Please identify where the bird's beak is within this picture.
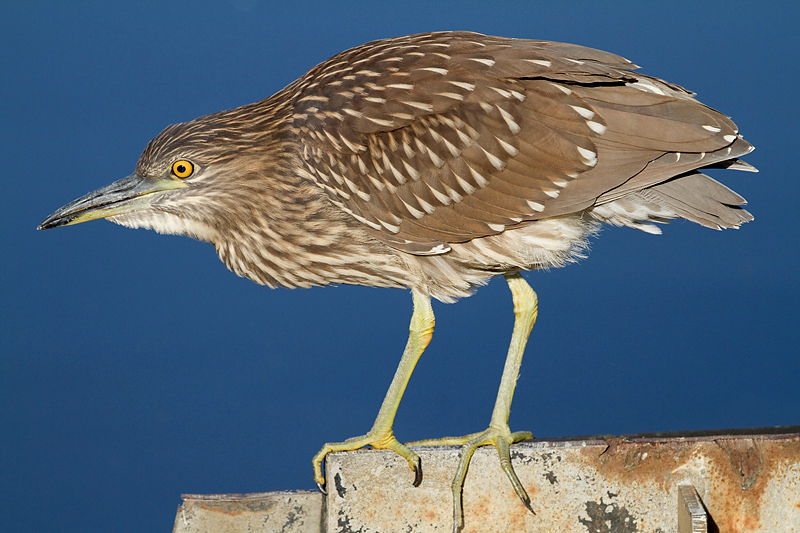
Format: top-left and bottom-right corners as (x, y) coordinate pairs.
(38, 172), (187, 230)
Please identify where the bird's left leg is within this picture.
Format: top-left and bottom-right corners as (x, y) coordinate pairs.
(407, 272), (537, 531)
(312, 289), (435, 491)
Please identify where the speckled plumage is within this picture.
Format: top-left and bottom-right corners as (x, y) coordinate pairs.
(100, 31), (755, 303)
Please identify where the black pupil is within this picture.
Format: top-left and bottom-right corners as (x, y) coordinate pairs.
(176, 164), (186, 174)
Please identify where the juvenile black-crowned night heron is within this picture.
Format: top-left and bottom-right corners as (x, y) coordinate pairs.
(39, 32), (755, 531)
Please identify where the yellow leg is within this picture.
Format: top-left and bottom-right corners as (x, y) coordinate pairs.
(408, 272), (537, 531)
(312, 289), (434, 490)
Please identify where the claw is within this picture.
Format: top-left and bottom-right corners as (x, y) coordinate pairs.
(495, 435), (534, 512)
(412, 458), (423, 487)
(521, 496), (535, 515)
(316, 481), (327, 495)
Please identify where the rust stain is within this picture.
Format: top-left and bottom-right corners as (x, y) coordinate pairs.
(715, 437), (764, 490)
(193, 499), (277, 516)
(706, 434), (800, 530)
(195, 503), (246, 517)
(574, 433), (800, 532)
(592, 438), (697, 492)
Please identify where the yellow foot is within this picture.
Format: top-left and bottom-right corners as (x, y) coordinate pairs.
(313, 430), (422, 492)
(408, 427), (534, 532)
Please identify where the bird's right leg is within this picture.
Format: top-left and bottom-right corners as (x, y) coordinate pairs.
(312, 290), (434, 491)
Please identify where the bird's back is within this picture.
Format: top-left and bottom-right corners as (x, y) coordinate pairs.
(276, 32), (754, 299)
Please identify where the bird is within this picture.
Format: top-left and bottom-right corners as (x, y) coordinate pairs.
(39, 31), (755, 531)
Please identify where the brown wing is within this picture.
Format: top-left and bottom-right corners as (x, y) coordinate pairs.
(290, 31), (750, 254)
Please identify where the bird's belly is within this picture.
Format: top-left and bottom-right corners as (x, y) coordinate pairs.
(408, 214), (599, 303)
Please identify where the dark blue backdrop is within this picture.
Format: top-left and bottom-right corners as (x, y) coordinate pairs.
(2, 1), (797, 530)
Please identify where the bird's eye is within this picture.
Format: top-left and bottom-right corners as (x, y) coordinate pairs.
(171, 160), (194, 179)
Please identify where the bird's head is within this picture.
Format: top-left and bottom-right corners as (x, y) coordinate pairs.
(38, 107), (286, 244)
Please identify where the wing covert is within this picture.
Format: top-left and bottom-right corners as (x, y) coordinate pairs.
(289, 32), (744, 254)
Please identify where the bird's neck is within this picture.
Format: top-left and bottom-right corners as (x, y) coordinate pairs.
(211, 156), (408, 291)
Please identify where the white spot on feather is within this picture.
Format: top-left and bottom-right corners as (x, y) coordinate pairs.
(443, 183), (463, 203)
(426, 145), (445, 168)
(385, 156), (407, 185)
(403, 201), (425, 219)
(297, 95), (330, 103)
(401, 160), (421, 180)
(497, 106), (521, 134)
(448, 80), (476, 92)
(339, 134), (366, 153)
(571, 106), (595, 119)
(587, 121), (607, 134)
(389, 112), (415, 120)
(428, 185), (452, 205)
(702, 125), (722, 132)
(428, 243), (451, 254)
(467, 163), (490, 187)
(355, 156), (369, 176)
(551, 83), (572, 95)
(343, 108), (364, 118)
(524, 59), (551, 67)
(365, 116), (394, 127)
(577, 146), (598, 166)
(404, 101), (434, 112)
(439, 136), (460, 157)
(436, 92), (465, 101)
(416, 195), (436, 214)
(489, 86), (512, 99)
(481, 149), (505, 172)
(386, 83), (414, 90)
(419, 67), (448, 75)
(379, 219), (400, 233)
(527, 200), (545, 212)
(495, 136), (519, 156)
(455, 128), (473, 146)
(453, 171), (477, 195)
(629, 79), (666, 95)
(469, 57), (496, 67)
(350, 211), (380, 229)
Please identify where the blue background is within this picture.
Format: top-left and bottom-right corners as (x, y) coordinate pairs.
(2, 1), (798, 530)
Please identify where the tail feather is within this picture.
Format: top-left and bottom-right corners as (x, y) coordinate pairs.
(645, 171), (753, 230)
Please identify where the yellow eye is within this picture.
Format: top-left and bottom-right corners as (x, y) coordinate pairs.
(171, 160), (194, 179)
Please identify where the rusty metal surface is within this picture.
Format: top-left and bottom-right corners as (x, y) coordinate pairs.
(172, 491), (322, 533)
(169, 429), (799, 532)
(324, 429), (800, 532)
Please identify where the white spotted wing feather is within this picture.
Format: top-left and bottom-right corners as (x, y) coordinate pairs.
(291, 32), (753, 254)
